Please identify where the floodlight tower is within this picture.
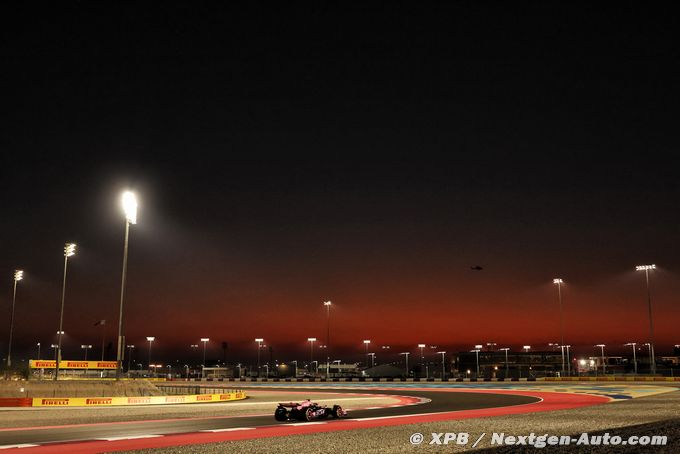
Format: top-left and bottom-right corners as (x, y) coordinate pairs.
(553, 278), (566, 375)
(7, 270), (24, 368)
(55, 243), (76, 380)
(116, 191), (138, 379)
(635, 264), (657, 374)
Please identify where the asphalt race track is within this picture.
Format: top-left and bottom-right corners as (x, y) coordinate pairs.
(0, 387), (539, 450)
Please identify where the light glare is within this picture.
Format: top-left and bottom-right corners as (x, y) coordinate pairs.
(122, 191), (138, 224)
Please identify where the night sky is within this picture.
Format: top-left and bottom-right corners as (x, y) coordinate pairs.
(1, 3), (679, 365)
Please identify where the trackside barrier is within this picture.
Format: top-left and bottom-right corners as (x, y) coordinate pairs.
(181, 377), (539, 382)
(0, 391), (246, 408)
(543, 376), (680, 382)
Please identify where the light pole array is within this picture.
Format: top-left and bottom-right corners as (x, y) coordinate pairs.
(81, 344), (92, 360)
(255, 338), (264, 377)
(56, 243), (76, 380)
(324, 301), (331, 377)
(437, 351), (446, 379)
(636, 264), (656, 374)
(146, 336), (155, 372)
(7, 270), (24, 369)
(625, 342), (638, 374)
(308, 337), (317, 374)
(116, 191), (137, 379)
(400, 352), (409, 376)
(553, 278), (566, 375)
(363, 340), (371, 368)
(500, 347), (510, 377)
(471, 348), (481, 377)
(200, 338), (209, 367)
(127, 345), (135, 373)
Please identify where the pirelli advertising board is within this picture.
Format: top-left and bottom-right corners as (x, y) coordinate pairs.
(31, 391), (247, 407)
(29, 360), (119, 370)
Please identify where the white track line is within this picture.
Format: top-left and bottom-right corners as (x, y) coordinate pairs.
(200, 427), (256, 432)
(0, 445), (39, 449)
(286, 421), (328, 426)
(96, 435), (162, 441)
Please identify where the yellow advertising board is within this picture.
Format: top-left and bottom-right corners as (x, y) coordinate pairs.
(31, 391), (246, 407)
(29, 360), (119, 370)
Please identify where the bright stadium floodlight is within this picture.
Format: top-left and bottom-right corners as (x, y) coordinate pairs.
(64, 243), (76, 257)
(552, 277), (567, 375)
(7, 270), (24, 368)
(635, 264), (657, 375)
(200, 338), (210, 373)
(636, 264), (656, 271)
(117, 191), (139, 380)
(474, 344), (483, 349)
(122, 191), (138, 225)
(323, 301), (332, 378)
(56, 243), (77, 380)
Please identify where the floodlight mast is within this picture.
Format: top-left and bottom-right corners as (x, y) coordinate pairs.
(635, 264), (656, 375)
(56, 243), (76, 380)
(116, 191), (137, 380)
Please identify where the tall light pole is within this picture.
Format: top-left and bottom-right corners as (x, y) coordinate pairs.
(367, 352), (375, 368)
(116, 191), (137, 380)
(55, 243), (76, 380)
(146, 336), (155, 372)
(127, 345), (135, 373)
(81, 344), (92, 360)
(363, 340), (371, 368)
(636, 264), (656, 375)
(37, 342), (41, 360)
(255, 338), (263, 377)
(437, 351), (446, 379)
(500, 347), (510, 377)
(471, 349), (481, 377)
(553, 278), (566, 375)
(307, 337), (317, 374)
(595, 344), (606, 375)
(324, 301), (331, 377)
(399, 352), (409, 376)
(418, 344), (426, 378)
(200, 338), (209, 378)
(625, 342), (638, 374)
(7, 270), (24, 368)
(644, 342), (652, 372)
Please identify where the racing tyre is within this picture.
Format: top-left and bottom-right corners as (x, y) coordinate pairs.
(331, 405), (344, 418)
(305, 407), (315, 421)
(274, 407), (288, 421)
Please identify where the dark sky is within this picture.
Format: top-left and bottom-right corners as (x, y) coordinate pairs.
(1, 3), (679, 365)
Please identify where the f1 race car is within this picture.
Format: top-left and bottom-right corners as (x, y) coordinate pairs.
(274, 400), (347, 422)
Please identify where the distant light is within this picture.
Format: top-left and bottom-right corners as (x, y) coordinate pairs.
(474, 344), (483, 349)
(14, 270), (24, 281)
(437, 351), (446, 354)
(81, 344), (92, 349)
(56, 331), (64, 335)
(553, 278), (563, 284)
(200, 338), (209, 342)
(595, 344), (606, 347)
(37, 342), (41, 346)
(500, 347), (510, 351)
(255, 338), (264, 342)
(64, 243), (76, 257)
(323, 301), (332, 306)
(579, 359), (586, 366)
(364, 340), (371, 344)
(122, 191), (138, 224)
(51, 344), (58, 348)
(308, 337), (317, 342)
(418, 344), (426, 348)
(146, 336), (155, 341)
(636, 264), (656, 271)
(127, 345), (135, 348)
(523, 345), (531, 351)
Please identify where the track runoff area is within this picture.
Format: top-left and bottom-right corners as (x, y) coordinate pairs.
(0, 382), (677, 452)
